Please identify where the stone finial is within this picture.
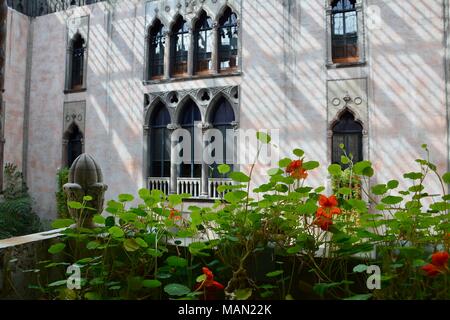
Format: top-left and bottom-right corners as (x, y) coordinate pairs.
(63, 154), (108, 228)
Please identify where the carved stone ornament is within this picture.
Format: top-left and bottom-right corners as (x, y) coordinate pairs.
(63, 154), (108, 228)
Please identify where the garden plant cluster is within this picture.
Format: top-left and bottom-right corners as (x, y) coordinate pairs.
(31, 134), (450, 300)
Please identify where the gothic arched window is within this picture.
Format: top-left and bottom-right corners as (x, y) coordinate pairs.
(209, 97), (235, 178)
(171, 16), (189, 77)
(148, 19), (166, 80)
(332, 110), (363, 164)
(331, 0), (358, 63)
(218, 7), (238, 72)
(66, 124), (83, 168)
(150, 103), (171, 178)
(194, 10), (213, 74)
(179, 100), (202, 178)
(70, 33), (86, 90)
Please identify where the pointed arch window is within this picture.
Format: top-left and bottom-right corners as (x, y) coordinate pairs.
(331, 0), (358, 63)
(209, 97), (236, 178)
(179, 100), (202, 178)
(194, 11), (213, 74)
(148, 19), (166, 80)
(171, 16), (189, 77)
(332, 110), (363, 164)
(150, 103), (171, 178)
(65, 124), (83, 168)
(218, 7), (238, 72)
(70, 33), (86, 90)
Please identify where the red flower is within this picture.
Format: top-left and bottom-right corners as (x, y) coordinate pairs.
(431, 251), (449, 267)
(421, 251), (449, 277)
(421, 263), (442, 277)
(195, 267), (225, 300)
(286, 160), (308, 180)
(168, 209), (182, 221)
(314, 216), (333, 231)
(196, 267), (225, 291)
(316, 195), (341, 219)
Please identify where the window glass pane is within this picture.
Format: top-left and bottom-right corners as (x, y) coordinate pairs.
(333, 13), (344, 35)
(345, 11), (357, 34)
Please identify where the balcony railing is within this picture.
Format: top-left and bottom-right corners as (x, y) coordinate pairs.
(148, 177), (169, 196)
(148, 177), (233, 200)
(7, 0), (106, 17)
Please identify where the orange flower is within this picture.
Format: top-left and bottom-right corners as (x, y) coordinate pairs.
(286, 160), (308, 180)
(168, 209), (182, 221)
(316, 195), (341, 218)
(421, 251), (449, 277)
(314, 216), (333, 231)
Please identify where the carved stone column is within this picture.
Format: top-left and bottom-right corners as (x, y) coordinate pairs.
(0, 0), (7, 190)
(200, 122), (211, 198)
(164, 31), (171, 80)
(187, 27), (194, 76)
(211, 22), (219, 75)
(63, 154), (108, 228)
(168, 124), (180, 194)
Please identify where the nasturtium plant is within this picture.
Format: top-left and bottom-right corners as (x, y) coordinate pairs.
(34, 133), (450, 300)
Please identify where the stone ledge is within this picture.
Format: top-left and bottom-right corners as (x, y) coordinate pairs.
(0, 229), (65, 250)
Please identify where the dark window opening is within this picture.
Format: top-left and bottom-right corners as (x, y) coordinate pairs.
(194, 10), (213, 74)
(209, 97), (236, 178)
(67, 124), (83, 168)
(150, 103), (171, 178)
(148, 19), (166, 80)
(332, 110), (363, 165)
(171, 16), (189, 77)
(179, 100), (202, 178)
(71, 33), (86, 90)
(218, 7), (238, 72)
(331, 0), (358, 64)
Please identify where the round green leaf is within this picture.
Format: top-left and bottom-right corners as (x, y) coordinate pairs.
(143, 279), (162, 289)
(164, 283), (191, 296)
(166, 256), (188, 268)
(293, 149), (304, 157)
(256, 132), (271, 144)
(353, 264), (368, 273)
(302, 161), (320, 170)
(266, 270), (284, 277)
(381, 196), (403, 205)
(118, 194), (134, 202)
(51, 219), (75, 229)
(48, 243), (66, 254)
(218, 164), (231, 174)
(108, 226), (124, 238)
(328, 164), (342, 176)
(230, 172), (250, 183)
(68, 201), (83, 209)
(124, 239), (140, 252)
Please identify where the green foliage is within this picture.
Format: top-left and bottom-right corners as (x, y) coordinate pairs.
(0, 163), (41, 239)
(55, 167), (70, 219)
(34, 133), (450, 301)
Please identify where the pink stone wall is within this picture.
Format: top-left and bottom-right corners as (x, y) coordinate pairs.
(3, 9), (29, 170)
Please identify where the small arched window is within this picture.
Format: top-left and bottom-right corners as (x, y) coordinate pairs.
(331, 0), (358, 63)
(150, 103), (171, 178)
(194, 10), (213, 74)
(332, 110), (363, 164)
(148, 19), (166, 80)
(179, 100), (202, 178)
(66, 124), (83, 168)
(210, 97), (235, 178)
(70, 33), (86, 90)
(171, 16), (189, 77)
(218, 7), (238, 72)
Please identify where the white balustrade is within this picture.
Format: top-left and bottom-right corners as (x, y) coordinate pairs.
(147, 177), (170, 195)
